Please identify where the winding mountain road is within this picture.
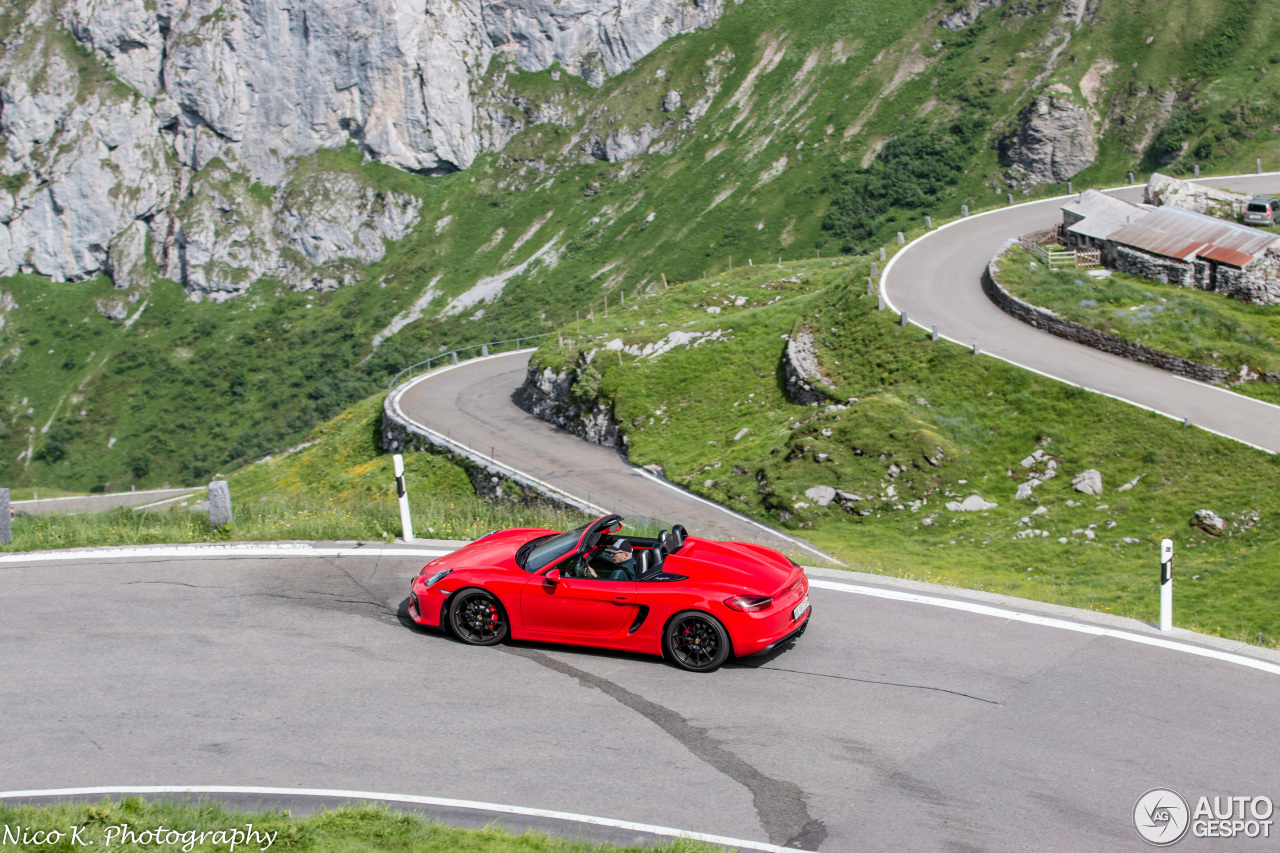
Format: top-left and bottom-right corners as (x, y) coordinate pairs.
(883, 174), (1280, 452)
(394, 353), (833, 560)
(2, 545), (1277, 851)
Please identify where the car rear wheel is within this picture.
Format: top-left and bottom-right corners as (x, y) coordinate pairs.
(449, 589), (508, 646)
(665, 610), (730, 672)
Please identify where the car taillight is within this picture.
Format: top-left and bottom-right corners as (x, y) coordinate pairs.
(724, 595), (773, 612)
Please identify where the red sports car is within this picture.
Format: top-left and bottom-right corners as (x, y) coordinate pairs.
(407, 514), (811, 672)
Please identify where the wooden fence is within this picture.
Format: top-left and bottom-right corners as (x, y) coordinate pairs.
(1019, 228), (1102, 270)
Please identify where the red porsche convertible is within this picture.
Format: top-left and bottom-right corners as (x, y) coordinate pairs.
(407, 514), (811, 672)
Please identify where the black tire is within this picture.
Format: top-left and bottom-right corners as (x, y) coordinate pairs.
(665, 610), (731, 672)
(449, 589), (508, 646)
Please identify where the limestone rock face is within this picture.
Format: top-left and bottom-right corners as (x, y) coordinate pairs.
(0, 0), (722, 294)
(1001, 86), (1097, 185)
(153, 163), (423, 301)
(939, 0), (1004, 31)
(0, 23), (172, 282)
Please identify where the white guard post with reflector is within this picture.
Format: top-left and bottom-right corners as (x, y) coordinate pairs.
(393, 453), (414, 543)
(1160, 538), (1173, 632)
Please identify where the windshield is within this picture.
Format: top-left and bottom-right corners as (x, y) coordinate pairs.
(1249, 203), (1270, 213)
(614, 516), (673, 539)
(520, 523), (590, 573)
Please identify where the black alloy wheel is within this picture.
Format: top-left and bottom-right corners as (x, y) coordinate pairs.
(665, 610), (731, 672)
(450, 590), (508, 646)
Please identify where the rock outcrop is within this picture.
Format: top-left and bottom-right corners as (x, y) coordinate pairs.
(939, 0), (1005, 31)
(1001, 85), (1097, 185)
(783, 330), (832, 405)
(0, 0), (724, 294)
(513, 360), (624, 450)
(1192, 509), (1225, 536)
(1145, 172), (1250, 219)
(1071, 469), (1102, 495)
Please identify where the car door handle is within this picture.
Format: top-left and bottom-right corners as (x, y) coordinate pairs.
(612, 596), (629, 602)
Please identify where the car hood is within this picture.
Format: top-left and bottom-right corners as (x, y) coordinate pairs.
(667, 538), (798, 594)
(425, 527), (554, 572)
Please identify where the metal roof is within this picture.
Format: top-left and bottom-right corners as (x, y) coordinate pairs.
(1061, 190), (1150, 241)
(1107, 205), (1279, 268)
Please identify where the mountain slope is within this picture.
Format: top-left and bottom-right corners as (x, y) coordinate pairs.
(4, 0), (1280, 489)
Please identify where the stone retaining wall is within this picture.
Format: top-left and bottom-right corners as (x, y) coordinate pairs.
(983, 242), (1231, 385)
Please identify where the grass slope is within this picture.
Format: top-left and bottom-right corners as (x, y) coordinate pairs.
(996, 246), (1280, 405)
(0, 798), (719, 853)
(8, 0), (1280, 491)
(529, 258), (1280, 647)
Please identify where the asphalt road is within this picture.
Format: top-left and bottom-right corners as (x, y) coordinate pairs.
(397, 353), (832, 560)
(11, 488), (202, 516)
(2, 547), (1276, 851)
(885, 175), (1280, 452)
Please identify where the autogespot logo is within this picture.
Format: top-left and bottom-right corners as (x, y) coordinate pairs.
(1134, 788), (1190, 846)
(1134, 789), (1276, 844)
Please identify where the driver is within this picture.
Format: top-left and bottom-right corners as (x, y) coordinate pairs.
(603, 538), (633, 566)
(587, 537), (635, 579)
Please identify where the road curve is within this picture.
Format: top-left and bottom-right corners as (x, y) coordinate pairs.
(395, 352), (832, 559)
(884, 175), (1280, 452)
(11, 488), (202, 516)
(2, 546), (1277, 851)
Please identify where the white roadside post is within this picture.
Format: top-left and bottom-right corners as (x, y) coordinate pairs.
(1160, 538), (1174, 631)
(393, 454), (415, 543)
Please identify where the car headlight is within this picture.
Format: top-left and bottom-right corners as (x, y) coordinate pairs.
(424, 568), (452, 587)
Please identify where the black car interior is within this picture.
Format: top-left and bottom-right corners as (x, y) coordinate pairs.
(561, 521), (691, 582)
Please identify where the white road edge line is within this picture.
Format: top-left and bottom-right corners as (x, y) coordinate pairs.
(808, 578), (1280, 677)
(0, 786), (807, 853)
(0, 545), (452, 564)
(12, 487), (204, 506)
(129, 491), (202, 511)
(879, 172), (1280, 455)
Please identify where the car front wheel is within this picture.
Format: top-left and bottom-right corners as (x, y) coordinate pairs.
(449, 589), (508, 646)
(665, 611), (730, 672)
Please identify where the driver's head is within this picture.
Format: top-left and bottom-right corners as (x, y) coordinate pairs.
(610, 538), (632, 563)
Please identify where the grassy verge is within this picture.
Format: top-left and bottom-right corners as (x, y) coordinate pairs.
(529, 258), (1280, 647)
(994, 246), (1280, 405)
(0, 798), (722, 853)
(0, 394), (590, 552)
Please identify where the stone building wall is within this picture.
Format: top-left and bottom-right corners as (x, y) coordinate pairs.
(1114, 246), (1196, 287)
(1215, 250), (1280, 305)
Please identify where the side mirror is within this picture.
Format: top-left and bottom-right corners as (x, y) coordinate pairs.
(544, 568), (562, 583)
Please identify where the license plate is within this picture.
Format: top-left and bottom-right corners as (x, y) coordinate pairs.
(792, 596), (810, 621)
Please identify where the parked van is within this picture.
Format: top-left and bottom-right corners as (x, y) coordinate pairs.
(1244, 196), (1280, 226)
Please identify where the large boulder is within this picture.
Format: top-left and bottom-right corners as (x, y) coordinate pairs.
(1146, 173), (1250, 220)
(1001, 85), (1097, 185)
(1191, 509), (1225, 536)
(946, 494), (998, 512)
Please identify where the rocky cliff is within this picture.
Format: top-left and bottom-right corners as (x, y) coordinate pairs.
(0, 0), (722, 296)
(1000, 84), (1097, 186)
